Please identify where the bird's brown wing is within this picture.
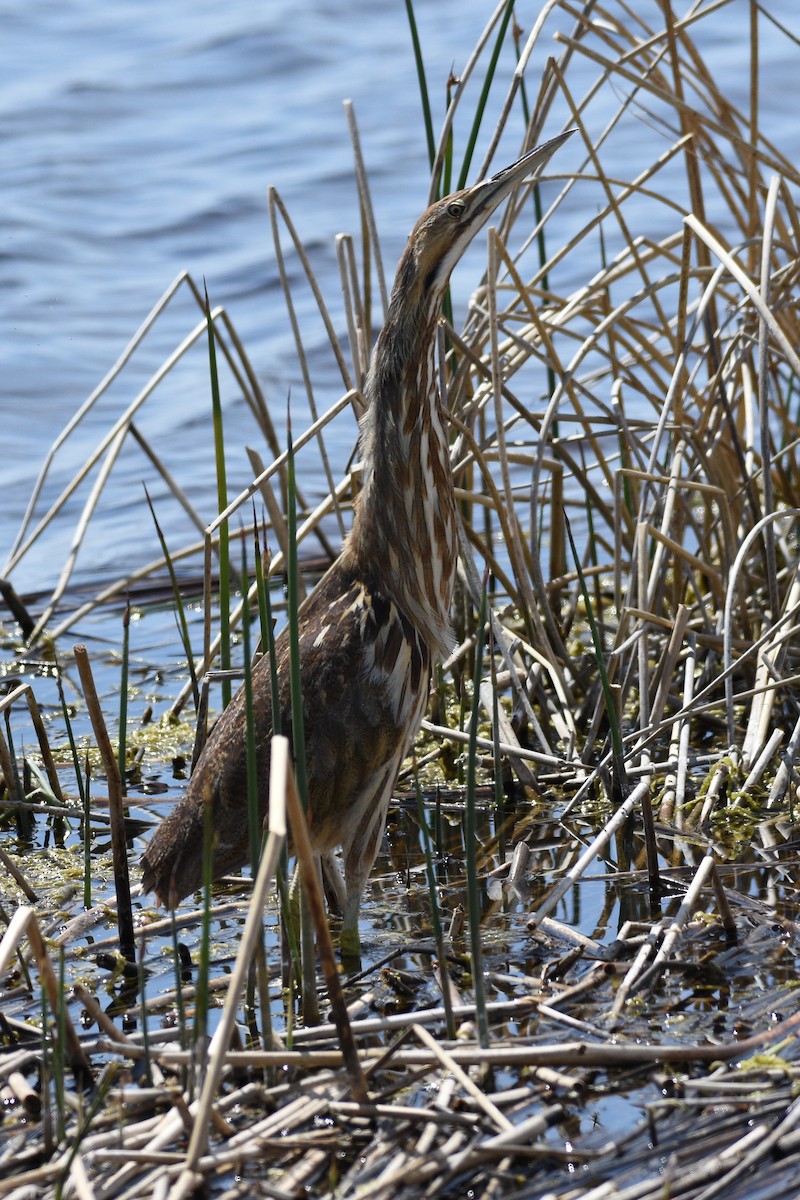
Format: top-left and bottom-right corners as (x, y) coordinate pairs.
(140, 561), (429, 907)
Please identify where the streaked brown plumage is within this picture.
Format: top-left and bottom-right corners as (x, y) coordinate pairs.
(140, 132), (571, 954)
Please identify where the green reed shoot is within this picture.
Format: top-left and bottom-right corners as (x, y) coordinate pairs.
(276, 865), (302, 1025)
(205, 283), (232, 710)
(456, 0), (516, 191)
(465, 587), (490, 1048)
(194, 778), (215, 1088)
(251, 516), (279, 1051)
(240, 538), (260, 878)
(250, 933), (274, 1056)
(285, 413), (307, 810)
(488, 619), (506, 866)
(253, 509), (281, 737)
(441, 75), (455, 201)
(284, 411), (318, 1017)
(54, 659), (85, 805)
(253, 504), (298, 995)
(584, 479), (604, 623)
(144, 483), (199, 711)
(118, 598), (130, 793)
(54, 658), (92, 904)
(404, 0), (436, 170)
(565, 514), (628, 802)
(414, 771), (455, 1039)
(138, 934), (152, 1086)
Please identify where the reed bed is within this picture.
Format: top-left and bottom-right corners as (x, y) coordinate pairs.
(2, 2), (800, 1197)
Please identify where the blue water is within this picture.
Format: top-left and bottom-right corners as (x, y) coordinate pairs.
(2, 0), (799, 606)
(2, 0), (520, 595)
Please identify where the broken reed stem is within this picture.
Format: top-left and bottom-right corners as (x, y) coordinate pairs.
(632, 854), (719, 995)
(171, 740), (287, 1186)
(148, 1001), (800, 1070)
(412, 1023), (511, 1132)
(528, 779), (648, 931)
(73, 644), (135, 961)
(0, 843), (37, 903)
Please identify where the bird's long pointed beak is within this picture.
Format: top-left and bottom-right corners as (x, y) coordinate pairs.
(471, 129), (574, 219)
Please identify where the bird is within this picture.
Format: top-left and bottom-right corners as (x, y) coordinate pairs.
(140, 131), (571, 955)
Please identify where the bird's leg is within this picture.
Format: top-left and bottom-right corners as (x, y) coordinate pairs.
(319, 850), (347, 915)
(287, 853), (335, 919)
(340, 788), (393, 957)
(284, 862), (302, 945)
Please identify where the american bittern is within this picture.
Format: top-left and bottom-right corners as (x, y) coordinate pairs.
(141, 131), (571, 954)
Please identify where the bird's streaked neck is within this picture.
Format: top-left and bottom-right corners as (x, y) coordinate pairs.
(345, 261), (458, 660)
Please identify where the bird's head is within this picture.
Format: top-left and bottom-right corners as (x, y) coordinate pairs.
(401, 129), (574, 304)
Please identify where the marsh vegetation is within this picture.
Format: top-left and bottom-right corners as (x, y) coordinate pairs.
(2, 3), (800, 1197)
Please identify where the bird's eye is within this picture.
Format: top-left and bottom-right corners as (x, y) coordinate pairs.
(447, 200), (465, 219)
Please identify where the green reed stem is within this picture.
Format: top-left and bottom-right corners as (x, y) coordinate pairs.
(276, 866), (302, 1005)
(254, 511), (281, 737)
(585, 488), (606, 632)
(285, 414), (307, 809)
(405, 0), (436, 170)
(465, 587), (490, 1048)
(144, 483), (199, 710)
(456, 0), (515, 190)
(240, 539), (260, 877)
(55, 659), (85, 807)
(284, 411), (317, 1018)
(488, 618), (506, 865)
(138, 934), (152, 1085)
(118, 599), (129, 793)
(55, 658), (91, 903)
(206, 283), (231, 710)
(616, 430), (634, 519)
(442, 75), (455, 200)
(414, 772), (455, 1039)
(194, 778), (214, 1089)
(254, 937), (273, 1056)
(565, 514), (629, 800)
(253, 514), (283, 1044)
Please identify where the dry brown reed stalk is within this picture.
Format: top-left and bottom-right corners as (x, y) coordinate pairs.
(120, 1003), (800, 1072)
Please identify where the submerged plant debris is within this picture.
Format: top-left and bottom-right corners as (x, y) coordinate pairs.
(2, 2), (800, 1197)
